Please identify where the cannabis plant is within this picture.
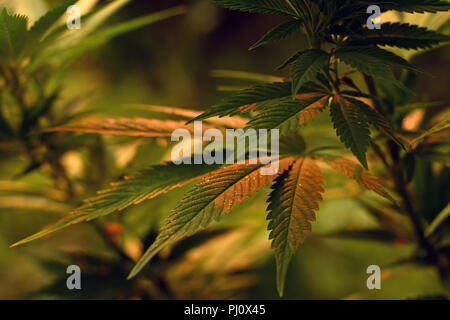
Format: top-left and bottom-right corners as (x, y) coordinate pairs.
(4, 0), (450, 297)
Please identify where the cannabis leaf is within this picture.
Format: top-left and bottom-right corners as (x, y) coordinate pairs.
(23, 0), (77, 56)
(346, 97), (405, 148)
(49, 118), (210, 138)
(11, 162), (221, 247)
(188, 82), (292, 122)
(188, 79), (328, 124)
(277, 50), (307, 70)
(210, 0), (297, 16)
(267, 159), (325, 296)
(0, 9), (28, 61)
(349, 23), (450, 50)
(129, 159), (294, 279)
(330, 95), (371, 169)
(249, 19), (302, 50)
(319, 155), (395, 203)
(291, 49), (329, 98)
(247, 93), (330, 135)
(357, 0), (450, 13)
(334, 47), (398, 83)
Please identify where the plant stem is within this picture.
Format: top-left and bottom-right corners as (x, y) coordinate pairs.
(363, 74), (384, 115)
(324, 67), (339, 93)
(285, 0), (301, 17)
(367, 86), (438, 262)
(387, 141), (438, 261)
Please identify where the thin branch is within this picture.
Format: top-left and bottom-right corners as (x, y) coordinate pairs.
(363, 74), (384, 115)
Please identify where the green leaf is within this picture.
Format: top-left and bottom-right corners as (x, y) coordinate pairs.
(210, 0), (296, 16)
(187, 82), (292, 123)
(23, 0), (77, 56)
(330, 95), (371, 169)
(426, 202), (450, 237)
(247, 93), (330, 135)
(128, 159), (294, 279)
(10, 162), (220, 247)
(320, 155), (396, 203)
(291, 49), (329, 98)
(358, 47), (423, 73)
(31, 0), (132, 57)
(334, 47), (398, 83)
(267, 159), (325, 296)
(0, 8), (28, 61)
(358, 0), (450, 13)
(347, 97), (406, 148)
(349, 23), (450, 50)
(249, 19), (302, 50)
(277, 50), (307, 70)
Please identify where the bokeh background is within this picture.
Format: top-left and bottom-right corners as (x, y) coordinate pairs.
(0, 0), (449, 299)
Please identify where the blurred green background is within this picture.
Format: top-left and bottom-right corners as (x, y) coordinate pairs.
(0, 0), (448, 299)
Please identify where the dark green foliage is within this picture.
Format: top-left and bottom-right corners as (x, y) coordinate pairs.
(348, 23), (450, 49)
(246, 93), (329, 135)
(188, 82), (292, 122)
(5, 0), (450, 298)
(11, 162), (221, 248)
(23, 0), (77, 56)
(291, 49), (329, 98)
(210, 0), (296, 16)
(347, 97), (405, 148)
(0, 9), (28, 61)
(330, 96), (371, 168)
(334, 47), (399, 83)
(357, 0), (450, 13)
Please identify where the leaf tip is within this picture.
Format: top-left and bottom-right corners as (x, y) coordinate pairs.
(276, 267), (287, 298)
(9, 239), (26, 248)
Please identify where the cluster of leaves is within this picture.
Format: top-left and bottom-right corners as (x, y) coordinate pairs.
(0, 0), (187, 180)
(4, 0), (450, 297)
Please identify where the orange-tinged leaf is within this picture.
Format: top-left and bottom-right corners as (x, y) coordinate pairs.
(10, 162), (221, 248)
(322, 156), (395, 203)
(48, 118), (211, 138)
(267, 159), (325, 296)
(134, 105), (248, 128)
(128, 158), (294, 279)
(247, 92), (330, 135)
(297, 95), (331, 125)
